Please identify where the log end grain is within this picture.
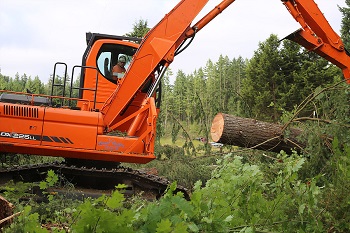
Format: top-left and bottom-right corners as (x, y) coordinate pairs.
(210, 113), (225, 142)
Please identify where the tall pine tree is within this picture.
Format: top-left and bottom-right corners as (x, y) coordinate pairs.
(339, 0), (350, 49)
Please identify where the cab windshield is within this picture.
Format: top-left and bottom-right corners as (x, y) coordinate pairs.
(96, 43), (137, 81)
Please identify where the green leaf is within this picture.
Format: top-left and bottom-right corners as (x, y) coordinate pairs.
(46, 170), (58, 187)
(156, 219), (172, 233)
(242, 226), (254, 233)
(106, 190), (125, 209)
(292, 158), (305, 172)
(224, 215), (233, 222)
(298, 203), (306, 215)
(39, 181), (47, 190)
(173, 222), (189, 233)
(314, 86), (324, 100)
(115, 183), (128, 190)
(188, 223), (199, 232)
(202, 217), (212, 224)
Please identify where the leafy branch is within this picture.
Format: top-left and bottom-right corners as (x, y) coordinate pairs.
(169, 111), (197, 156)
(281, 78), (349, 132)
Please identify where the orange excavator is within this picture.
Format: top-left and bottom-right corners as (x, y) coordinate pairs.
(0, 0), (349, 196)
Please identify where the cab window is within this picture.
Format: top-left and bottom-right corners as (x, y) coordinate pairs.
(96, 43), (137, 81)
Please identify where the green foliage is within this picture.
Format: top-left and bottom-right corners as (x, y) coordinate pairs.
(124, 19), (150, 39)
(190, 154), (323, 232)
(294, 81), (350, 177)
(0, 72), (46, 93)
(322, 139), (350, 231)
(131, 145), (216, 188)
(275, 78), (350, 231)
(0, 154), (62, 170)
(137, 182), (196, 232)
(240, 35), (341, 121)
(2, 149), (346, 232)
(71, 185), (136, 233)
(38, 169), (59, 202)
(1, 181), (34, 204)
(340, 0), (350, 49)
(3, 206), (49, 233)
(240, 34), (283, 120)
(39, 170), (59, 190)
(301, 83), (350, 231)
(129, 154), (325, 232)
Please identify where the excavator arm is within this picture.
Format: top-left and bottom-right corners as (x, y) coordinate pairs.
(282, 0), (350, 83)
(101, 0), (209, 129)
(101, 0), (350, 138)
(101, 0), (241, 131)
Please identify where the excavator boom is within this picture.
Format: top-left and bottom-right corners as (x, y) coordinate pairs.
(101, 0), (210, 129)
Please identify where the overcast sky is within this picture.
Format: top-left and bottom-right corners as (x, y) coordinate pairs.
(0, 0), (346, 83)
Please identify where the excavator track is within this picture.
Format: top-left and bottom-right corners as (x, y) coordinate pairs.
(0, 162), (190, 200)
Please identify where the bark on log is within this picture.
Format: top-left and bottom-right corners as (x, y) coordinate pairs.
(0, 195), (14, 228)
(210, 113), (306, 153)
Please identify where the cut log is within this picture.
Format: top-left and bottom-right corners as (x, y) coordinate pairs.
(210, 113), (306, 153)
(0, 195), (14, 228)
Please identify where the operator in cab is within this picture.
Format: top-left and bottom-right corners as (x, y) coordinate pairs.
(112, 55), (127, 80)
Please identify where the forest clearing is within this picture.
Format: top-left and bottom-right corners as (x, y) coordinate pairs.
(1, 0), (350, 232)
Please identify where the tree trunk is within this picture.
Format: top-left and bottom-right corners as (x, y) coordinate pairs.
(210, 113), (305, 153)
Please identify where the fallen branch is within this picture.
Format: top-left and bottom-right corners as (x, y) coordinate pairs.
(293, 117), (350, 128)
(281, 78), (348, 132)
(0, 212), (21, 226)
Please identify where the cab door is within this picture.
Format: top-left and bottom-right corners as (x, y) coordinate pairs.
(79, 39), (138, 110)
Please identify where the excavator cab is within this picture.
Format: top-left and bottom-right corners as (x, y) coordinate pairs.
(65, 33), (142, 111)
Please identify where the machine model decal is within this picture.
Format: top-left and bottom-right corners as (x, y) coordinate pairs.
(0, 131), (40, 141)
(0, 131), (73, 144)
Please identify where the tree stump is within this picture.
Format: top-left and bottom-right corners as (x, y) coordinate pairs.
(0, 195), (14, 228)
(210, 113), (305, 153)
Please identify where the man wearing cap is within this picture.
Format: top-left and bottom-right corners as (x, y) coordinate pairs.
(112, 55), (127, 79)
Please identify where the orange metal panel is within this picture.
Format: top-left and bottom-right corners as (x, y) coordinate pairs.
(41, 108), (103, 150)
(107, 92), (149, 133)
(96, 135), (144, 154)
(0, 103), (44, 146)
